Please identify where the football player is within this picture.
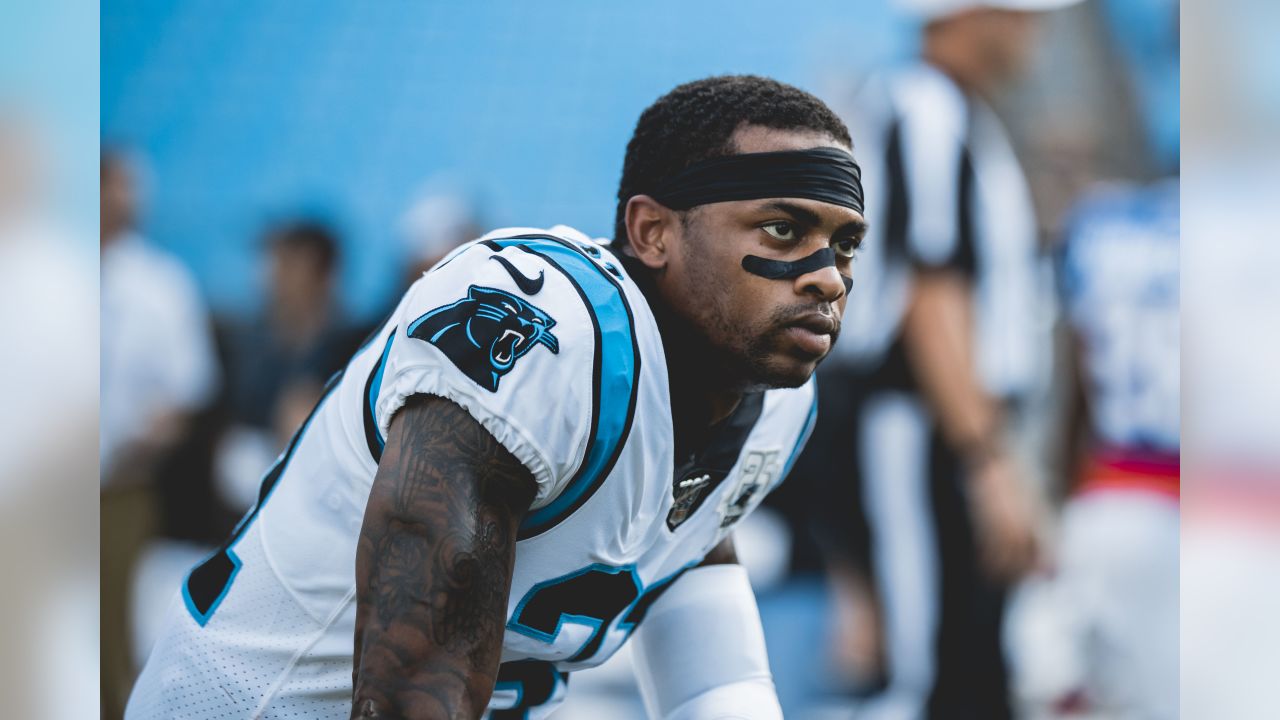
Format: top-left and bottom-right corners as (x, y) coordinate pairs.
(127, 75), (866, 719)
(1051, 178), (1179, 718)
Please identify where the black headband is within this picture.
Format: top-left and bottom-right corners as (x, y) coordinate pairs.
(649, 147), (864, 215)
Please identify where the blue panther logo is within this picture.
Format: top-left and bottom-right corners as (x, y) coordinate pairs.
(408, 285), (560, 392)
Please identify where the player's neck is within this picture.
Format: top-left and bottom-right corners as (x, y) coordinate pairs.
(665, 344), (744, 462)
(619, 254), (744, 452)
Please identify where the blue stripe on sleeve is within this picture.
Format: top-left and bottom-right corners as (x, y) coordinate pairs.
(485, 235), (640, 539)
(779, 385), (819, 484)
(366, 329), (396, 453)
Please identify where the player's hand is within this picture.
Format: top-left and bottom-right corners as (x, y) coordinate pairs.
(828, 565), (883, 686)
(968, 449), (1040, 583)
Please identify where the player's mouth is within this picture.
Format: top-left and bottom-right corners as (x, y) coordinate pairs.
(780, 312), (837, 358)
(493, 329), (524, 365)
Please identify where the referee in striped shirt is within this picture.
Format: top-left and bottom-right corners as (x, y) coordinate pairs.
(797, 1), (1079, 717)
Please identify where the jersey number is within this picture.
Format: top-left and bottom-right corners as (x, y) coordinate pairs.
(507, 563), (690, 663)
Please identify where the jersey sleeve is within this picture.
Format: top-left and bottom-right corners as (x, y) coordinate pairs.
(370, 232), (640, 512)
(890, 68), (975, 275)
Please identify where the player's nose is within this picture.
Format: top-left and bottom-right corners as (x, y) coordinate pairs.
(793, 263), (846, 303)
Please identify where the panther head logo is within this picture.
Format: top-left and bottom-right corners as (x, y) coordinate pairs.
(408, 285), (560, 392)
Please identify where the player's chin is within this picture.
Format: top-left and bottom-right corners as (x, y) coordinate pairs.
(734, 327), (829, 389)
(748, 350), (824, 390)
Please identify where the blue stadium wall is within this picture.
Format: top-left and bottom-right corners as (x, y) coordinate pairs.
(103, 1), (908, 320)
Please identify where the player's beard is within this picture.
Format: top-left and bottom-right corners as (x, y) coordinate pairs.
(737, 301), (840, 390)
(678, 239), (838, 392)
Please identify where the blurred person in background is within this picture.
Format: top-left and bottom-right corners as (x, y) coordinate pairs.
(805, 1), (1081, 717)
(308, 184), (485, 492)
(1043, 177), (1179, 718)
(347, 183), (486, 345)
(1003, 2), (1179, 716)
(100, 147), (220, 718)
(396, 182), (484, 293)
(211, 219), (362, 516)
(100, 148), (219, 491)
(222, 219), (357, 445)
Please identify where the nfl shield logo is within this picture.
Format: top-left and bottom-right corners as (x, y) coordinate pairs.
(667, 471), (716, 531)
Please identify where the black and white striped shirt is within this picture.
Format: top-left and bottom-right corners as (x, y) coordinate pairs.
(832, 61), (1048, 401)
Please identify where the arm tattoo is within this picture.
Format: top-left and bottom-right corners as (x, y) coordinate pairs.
(352, 394), (536, 719)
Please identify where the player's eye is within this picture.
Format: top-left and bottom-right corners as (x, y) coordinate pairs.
(833, 237), (859, 259)
(761, 221), (798, 242)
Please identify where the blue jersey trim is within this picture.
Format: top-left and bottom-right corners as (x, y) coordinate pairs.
(492, 681), (524, 715)
(362, 328), (397, 460)
(482, 235), (640, 539)
(181, 549), (242, 627)
(779, 387), (819, 484)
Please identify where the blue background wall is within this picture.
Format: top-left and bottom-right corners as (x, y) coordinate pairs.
(103, 1), (908, 320)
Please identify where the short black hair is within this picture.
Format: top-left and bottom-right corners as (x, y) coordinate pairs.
(266, 220), (340, 276)
(613, 75), (851, 246)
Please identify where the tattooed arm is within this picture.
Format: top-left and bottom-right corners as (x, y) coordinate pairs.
(352, 393), (536, 719)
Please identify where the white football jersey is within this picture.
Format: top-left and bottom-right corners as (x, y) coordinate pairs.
(127, 225), (817, 719)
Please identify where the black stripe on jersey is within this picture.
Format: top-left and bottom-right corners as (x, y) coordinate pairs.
(362, 327), (397, 463)
(620, 565), (692, 628)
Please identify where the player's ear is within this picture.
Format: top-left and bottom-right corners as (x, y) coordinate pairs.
(624, 195), (676, 271)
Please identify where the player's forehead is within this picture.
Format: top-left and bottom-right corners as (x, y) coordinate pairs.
(729, 124), (850, 155)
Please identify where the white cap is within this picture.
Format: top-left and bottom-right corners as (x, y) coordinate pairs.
(398, 186), (478, 263)
(897, 0), (1083, 21)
